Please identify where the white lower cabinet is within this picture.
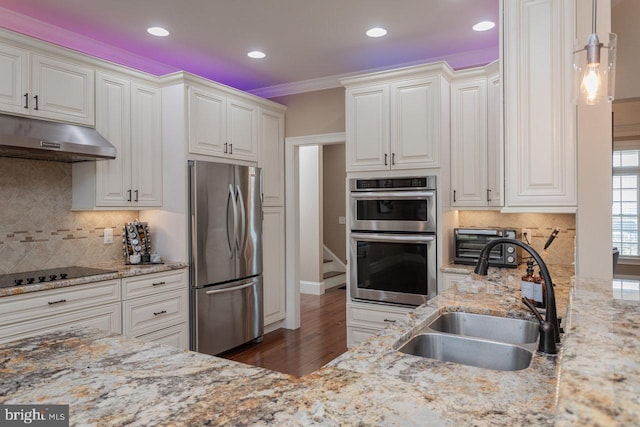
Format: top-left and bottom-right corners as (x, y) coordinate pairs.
(136, 322), (189, 349)
(0, 280), (122, 344)
(346, 301), (413, 348)
(121, 269), (189, 350)
(263, 206), (286, 326)
(0, 269), (189, 349)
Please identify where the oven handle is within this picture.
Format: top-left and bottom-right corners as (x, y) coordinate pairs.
(351, 191), (435, 200)
(351, 232), (435, 244)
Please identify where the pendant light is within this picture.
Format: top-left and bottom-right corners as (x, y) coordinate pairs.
(573, 0), (617, 105)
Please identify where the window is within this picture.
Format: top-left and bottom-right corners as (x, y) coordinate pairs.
(612, 149), (640, 256)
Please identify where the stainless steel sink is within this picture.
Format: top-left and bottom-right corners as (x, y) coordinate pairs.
(398, 332), (534, 371)
(427, 312), (539, 344)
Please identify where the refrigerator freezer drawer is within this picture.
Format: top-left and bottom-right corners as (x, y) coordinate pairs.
(194, 276), (263, 356)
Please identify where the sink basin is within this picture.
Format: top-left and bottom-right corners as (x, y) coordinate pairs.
(398, 333), (534, 371)
(428, 312), (539, 344)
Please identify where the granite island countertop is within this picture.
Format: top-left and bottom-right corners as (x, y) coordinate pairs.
(1, 266), (638, 426)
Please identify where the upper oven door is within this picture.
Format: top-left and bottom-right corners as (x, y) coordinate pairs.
(350, 190), (436, 233)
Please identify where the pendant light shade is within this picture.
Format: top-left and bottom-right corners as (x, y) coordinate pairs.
(573, 0), (617, 105)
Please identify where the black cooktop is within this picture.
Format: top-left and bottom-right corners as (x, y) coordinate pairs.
(0, 266), (118, 289)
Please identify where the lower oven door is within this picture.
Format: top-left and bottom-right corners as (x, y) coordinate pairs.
(349, 232), (437, 306)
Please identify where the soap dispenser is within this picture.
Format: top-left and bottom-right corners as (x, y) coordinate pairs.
(521, 261), (544, 307)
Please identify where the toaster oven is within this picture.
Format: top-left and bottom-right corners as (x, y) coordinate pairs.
(453, 228), (519, 268)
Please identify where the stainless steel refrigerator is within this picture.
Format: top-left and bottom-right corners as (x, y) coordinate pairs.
(188, 160), (263, 356)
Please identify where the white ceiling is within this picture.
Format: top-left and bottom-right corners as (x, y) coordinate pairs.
(0, 0), (499, 95)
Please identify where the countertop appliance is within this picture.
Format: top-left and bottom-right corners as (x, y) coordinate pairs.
(0, 266), (118, 289)
(188, 160), (263, 356)
(454, 228), (519, 268)
(349, 176), (437, 306)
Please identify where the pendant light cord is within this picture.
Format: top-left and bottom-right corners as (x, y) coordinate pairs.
(592, 0), (597, 34)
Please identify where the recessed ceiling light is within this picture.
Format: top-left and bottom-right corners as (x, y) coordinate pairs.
(366, 27), (387, 38)
(472, 21), (495, 32)
(247, 50), (266, 59)
(147, 26), (170, 37)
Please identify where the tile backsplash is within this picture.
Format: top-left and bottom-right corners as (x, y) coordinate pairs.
(0, 158), (138, 274)
(458, 211), (576, 267)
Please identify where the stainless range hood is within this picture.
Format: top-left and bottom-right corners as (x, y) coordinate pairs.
(0, 114), (116, 162)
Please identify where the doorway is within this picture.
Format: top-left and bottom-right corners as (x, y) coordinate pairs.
(284, 132), (346, 329)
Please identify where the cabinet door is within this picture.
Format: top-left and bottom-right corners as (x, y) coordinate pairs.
(390, 76), (440, 169)
(95, 71), (132, 207)
(0, 303), (122, 344)
(260, 108), (285, 206)
(487, 71), (504, 207)
(503, 0), (576, 209)
(188, 86), (227, 156)
(345, 85), (389, 171)
(136, 322), (189, 350)
(0, 42), (28, 114)
(30, 54), (94, 125)
(263, 206), (286, 326)
(450, 77), (488, 207)
(131, 82), (162, 207)
(227, 95), (259, 161)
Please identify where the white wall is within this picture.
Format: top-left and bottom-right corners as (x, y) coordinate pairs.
(298, 145), (323, 283)
(575, 0), (613, 280)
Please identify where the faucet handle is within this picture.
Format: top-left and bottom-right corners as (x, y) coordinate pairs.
(522, 298), (557, 355)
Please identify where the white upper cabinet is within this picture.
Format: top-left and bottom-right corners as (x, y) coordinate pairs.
(187, 84), (258, 162)
(450, 62), (503, 208)
(0, 41), (94, 125)
(259, 107), (285, 206)
(451, 75), (488, 207)
(343, 63), (451, 172)
(503, 0), (576, 211)
(73, 70), (162, 209)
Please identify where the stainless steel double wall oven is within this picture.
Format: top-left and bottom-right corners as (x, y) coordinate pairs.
(349, 176), (437, 306)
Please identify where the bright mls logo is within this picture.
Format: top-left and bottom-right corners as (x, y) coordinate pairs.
(1, 405), (68, 426)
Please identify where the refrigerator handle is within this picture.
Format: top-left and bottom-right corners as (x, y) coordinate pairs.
(236, 184), (246, 252)
(226, 184), (237, 257)
(204, 280), (257, 295)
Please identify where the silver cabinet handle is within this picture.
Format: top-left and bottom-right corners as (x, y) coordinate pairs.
(48, 299), (67, 305)
(205, 281), (256, 295)
(153, 310), (167, 316)
(152, 281), (166, 286)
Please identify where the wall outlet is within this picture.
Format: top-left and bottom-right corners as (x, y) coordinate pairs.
(103, 228), (113, 244)
(521, 228), (531, 242)
(338, 216), (346, 225)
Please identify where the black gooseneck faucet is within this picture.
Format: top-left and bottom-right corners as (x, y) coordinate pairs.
(473, 238), (559, 355)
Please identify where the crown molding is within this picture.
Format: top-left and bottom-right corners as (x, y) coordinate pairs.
(250, 46), (498, 98)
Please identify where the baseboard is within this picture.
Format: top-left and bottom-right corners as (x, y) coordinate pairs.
(300, 280), (324, 295)
(264, 319), (287, 334)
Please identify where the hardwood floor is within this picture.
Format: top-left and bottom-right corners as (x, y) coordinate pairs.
(221, 287), (347, 377)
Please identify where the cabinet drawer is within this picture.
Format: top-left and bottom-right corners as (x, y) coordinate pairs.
(0, 280), (120, 327)
(122, 269), (187, 299)
(123, 288), (188, 336)
(347, 325), (379, 348)
(136, 322), (189, 350)
(0, 302), (121, 344)
(347, 304), (411, 328)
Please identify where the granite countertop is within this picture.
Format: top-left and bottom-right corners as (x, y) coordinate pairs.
(0, 261), (189, 297)
(1, 265), (638, 425)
